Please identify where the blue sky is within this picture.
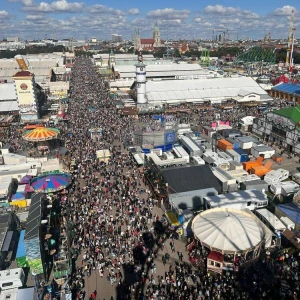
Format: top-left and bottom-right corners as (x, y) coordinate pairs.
(1, 0), (300, 40)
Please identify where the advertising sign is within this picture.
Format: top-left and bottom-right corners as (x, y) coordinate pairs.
(165, 132), (176, 144)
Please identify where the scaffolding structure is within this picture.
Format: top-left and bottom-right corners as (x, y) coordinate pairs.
(200, 49), (210, 67)
(233, 46), (276, 66)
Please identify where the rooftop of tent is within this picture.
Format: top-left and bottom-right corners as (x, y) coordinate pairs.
(271, 106), (300, 125)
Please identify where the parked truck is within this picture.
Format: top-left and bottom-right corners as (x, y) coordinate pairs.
(243, 156), (264, 172)
(225, 137), (239, 149)
(212, 167), (238, 193)
(229, 160), (243, 171)
(225, 149), (240, 162)
(233, 148), (249, 163)
(270, 181), (300, 196)
(217, 151), (233, 162)
(251, 146), (276, 159)
(250, 161), (273, 177)
(217, 139), (233, 151)
(264, 169), (289, 185)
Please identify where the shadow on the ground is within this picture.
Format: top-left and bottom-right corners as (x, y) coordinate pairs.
(115, 220), (169, 300)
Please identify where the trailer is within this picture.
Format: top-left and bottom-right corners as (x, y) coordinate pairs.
(270, 181), (300, 195)
(251, 146), (275, 159)
(240, 179), (269, 192)
(235, 174), (261, 185)
(225, 138), (239, 149)
(217, 151), (233, 162)
(203, 153), (230, 171)
(233, 148), (249, 163)
(229, 160), (243, 171)
(202, 126), (216, 138)
(226, 169), (248, 179)
(264, 169), (289, 185)
(190, 155), (205, 165)
(177, 124), (193, 136)
(292, 172), (300, 185)
(0, 268), (25, 290)
(192, 137), (207, 145)
(201, 142), (212, 151)
(202, 150), (218, 159)
(254, 209), (286, 238)
(221, 129), (242, 139)
(235, 136), (254, 150)
(180, 136), (202, 157)
(147, 152), (187, 168)
(203, 190), (268, 211)
(212, 167), (238, 193)
(280, 216), (295, 230)
(217, 139), (233, 151)
(173, 146), (190, 163)
(225, 149), (240, 162)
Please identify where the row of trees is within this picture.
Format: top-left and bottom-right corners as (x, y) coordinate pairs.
(0, 45), (66, 59)
(2, 44), (299, 65)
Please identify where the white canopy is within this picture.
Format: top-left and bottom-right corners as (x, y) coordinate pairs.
(192, 208), (265, 252)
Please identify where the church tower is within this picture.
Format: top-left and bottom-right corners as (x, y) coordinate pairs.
(108, 49), (115, 68)
(153, 23), (160, 47)
(134, 29), (141, 52)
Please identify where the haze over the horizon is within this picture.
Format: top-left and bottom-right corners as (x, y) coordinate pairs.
(2, 0), (300, 40)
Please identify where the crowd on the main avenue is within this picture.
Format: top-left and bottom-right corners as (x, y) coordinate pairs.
(55, 57), (299, 300)
(3, 57), (299, 299)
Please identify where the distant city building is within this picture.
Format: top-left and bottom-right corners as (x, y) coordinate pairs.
(91, 37), (97, 43)
(112, 34), (122, 43)
(134, 23), (163, 51)
(0, 41), (25, 51)
(7, 37), (19, 42)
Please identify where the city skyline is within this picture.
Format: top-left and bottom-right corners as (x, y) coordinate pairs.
(1, 0), (300, 40)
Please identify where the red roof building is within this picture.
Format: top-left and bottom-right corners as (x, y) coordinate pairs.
(13, 71), (34, 77)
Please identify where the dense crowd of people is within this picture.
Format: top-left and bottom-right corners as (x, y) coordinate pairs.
(2, 56), (299, 299)
(53, 57), (299, 300)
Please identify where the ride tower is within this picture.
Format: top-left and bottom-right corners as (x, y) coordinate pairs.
(135, 51), (147, 105)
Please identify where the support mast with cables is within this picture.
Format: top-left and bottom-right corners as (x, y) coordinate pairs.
(286, 9), (295, 67)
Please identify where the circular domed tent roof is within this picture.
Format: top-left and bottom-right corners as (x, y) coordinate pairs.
(192, 208), (265, 253)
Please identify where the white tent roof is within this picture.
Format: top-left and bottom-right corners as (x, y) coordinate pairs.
(146, 77), (269, 105)
(192, 208), (265, 252)
(0, 84), (17, 101)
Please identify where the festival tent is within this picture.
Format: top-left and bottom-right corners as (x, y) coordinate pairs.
(22, 127), (60, 142)
(30, 172), (71, 193)
(192, 208), (265, 252)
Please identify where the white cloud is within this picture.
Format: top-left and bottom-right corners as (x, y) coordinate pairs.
(88, 4), (124, 15)
(22, 0), (35, 6)
(128, 8), (139, 15)
(8, 0), (34, 5)
(26, 14), (45, 20)
(0, 10), (9, 18)
(147, 8), (190, 20)
(2, 2), (296, 40)
(273, 6), (296, 16)
(204, 5), (240, 15)
(22, 0), (84, 13)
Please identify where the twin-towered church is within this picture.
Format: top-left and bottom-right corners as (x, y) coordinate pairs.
(134, 23), (164, 51)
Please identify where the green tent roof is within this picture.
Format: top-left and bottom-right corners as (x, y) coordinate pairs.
(273, 106), (300, 125)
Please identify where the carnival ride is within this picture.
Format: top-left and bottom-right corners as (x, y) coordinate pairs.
(233, 46), (276, 66)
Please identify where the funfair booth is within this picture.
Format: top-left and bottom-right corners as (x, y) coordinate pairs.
(191, 208), (270, 274)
